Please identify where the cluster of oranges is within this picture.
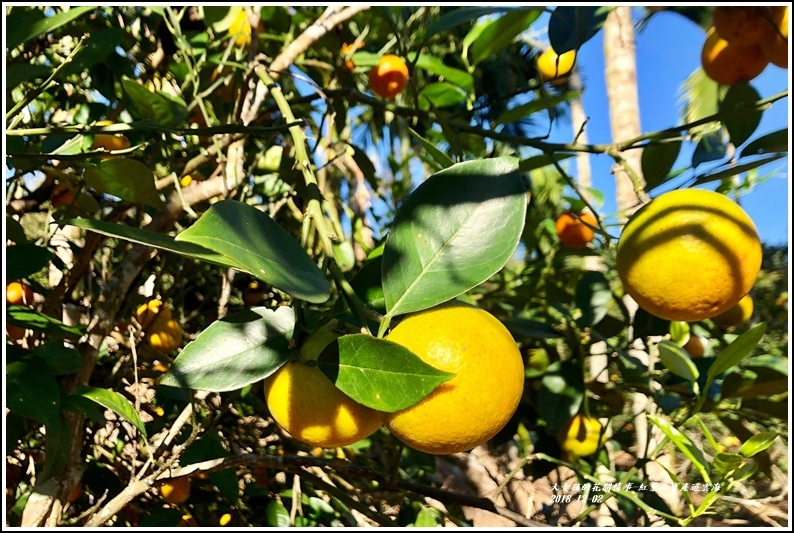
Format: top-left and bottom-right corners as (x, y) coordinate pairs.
(701, 6), (788, 85)
(340, 41), (410, 100)
(6, 281), (35, 343)
(135, 299), (183, 352)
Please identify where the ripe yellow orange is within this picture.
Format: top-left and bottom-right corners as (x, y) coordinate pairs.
(383, 302), (524, 455)
(761, 7), (789, 69)
(712, 294), (754, 328)
(616, 189), (762, 323)
(341, 41), (364, 71)
(536, 47), (577, 85)
(713, 7), (777, 48)
(701, 27), (768, 85)
(555, 211), (597, 248)
(136, 300), (172, 331)
(683, 334), (707, 358)
(148, 318), (184, 352)
(229, 9), (264, 48)
(558, 414), (605, 460)
(264, 328), (382, 448)
(368, 54), (409, 99)
(92, 133), (131, 160)
(52, 182), (75, 207)
(160, 477), (191, 504)
(7, 282), (34, 306)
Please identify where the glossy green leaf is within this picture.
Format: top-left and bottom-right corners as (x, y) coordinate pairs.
(317, 333), (455, 413)
(470, 9), (540, 66)
(121, 77), (188, 128)
(574, 271), (612, 328)
(6, 6), (95, 50)
(44, 415), (72, 478)
(641, 140), (681, 191)
(6, 243), (53, 280)
(548, 6), (610, 54)
(746, 354), (788, 377)
(182, 434), (239, 502)
(71, 386), (147, 438)
(519, 153), (575, 172)
(538, 362), (584, 431)
(414, 507), (441, 527)
(740, 128), (788, 157)
(84, 159), (165, 209)
(62, 394), (106, 424)
(503, 318), (563, 340)
(6, 360), (61, 426)
(31, 343), (83, 375)
(7, 63), (52, 90)
(424, 7), (514, 41)
(382, 157), (527, 317)
(161, 307), (294, 392)
(648, 414), (710, 483)
(720, 82), (762, 148)
(6, 305), (84, 339)
(669, 321), (690, 346)
(657, 340), (699, 382)
(739, 432), (777, 458)
(691, 132), (726, 167)
(692, 153), (786, 186)
(707, 323), (766, 381)
(418, 82), (467, 111)
(732, 461), (758, 483)
(6, 216), (29, 244)
(175, 200), (331, 303)
(712, 452), (743, 479)
(407, 127), (454, 169)
(60, 217), (242, 269)
(412, 53), (473, 92)
(266, 501), (291, 527)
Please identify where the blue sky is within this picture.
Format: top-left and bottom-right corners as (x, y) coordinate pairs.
(543, 7), (790, 245)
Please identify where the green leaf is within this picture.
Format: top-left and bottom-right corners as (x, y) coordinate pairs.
(648, 415), (711, 484)
(161, 307), (294, 392)
(60, 217), (242, 269)
(6, 243), (54, 280)
(62, 394), (106, 424)
(691, 154), (786, 186)
(121, 77), (188, 128)
(44, 415), (72, 478)
(732, 461), (758, 483)
(414, 507), (441, 527)
(31, 343), (83, 375)
(412, 53), (473, 93)
(691, 132), (726, 167)
(720, 82), (762, 148)
(657, 340), (699, 382)
(418, 82), (467, 111)
(181, 434), (239, 502)
(71, 386), (147, 438)
(317, 334), (455, 413)
(266, 501), (291, 527)
(712, 452), (743, 479)
(407, 127), (454, 169)
(6, 6), (96, 50)
(707, 323), (766, 382)
(6, 305), (84, 339)
(641, 140), (681, 191)
(470, 9), (541, 66)
(574, 271), (612, 328)
(203, 6), (239, 32)
(6, 360), (61, 426)
(503, 318), (563, 340)
(740, 128), (788, 157)
(382, 157), (527, 317)
(62, 28), (124, 77)
(669, 321), (690, 346)
(424, 7), (515, 41)
(7, 63), (52, 90)
(739, 432), (777, 458)
(175, 200), (331, 304)
(495, 93), (579, 126)
(548, 6), (610, 54)
(519, 153), (575, 172)
(84, 159), (165, 209)
(538, 362), (584, 431)
(6, 216), (29, 244)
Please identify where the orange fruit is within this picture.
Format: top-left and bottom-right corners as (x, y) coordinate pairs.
(701, 27), (768, 85)
(713, 7), (778, 48)
(555, 211), (597, 248)
(7, 282), (34, 306)
(712, 294), (754, 328)
(616, 189), (762, 322)
(52, 182), (75, 207)
(383, 302), (524, 455)
(761, 7), (789, 68)
(229, 9), (264, 48)
(341, 41), (364, 71)
(135, 300), (172, 331)
(7, 325), (27, 343)
(148, 318), (184, 352)
(92, 132), (131, 159)
(368, 55), (409, 99)
(558, 414), (605, 460)
(683, 334), (707, 358)
(536, 47), (577, 85)
(160, 477), (191, 504)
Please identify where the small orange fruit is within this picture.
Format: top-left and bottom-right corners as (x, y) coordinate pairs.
(683, 334), (707, 358)
(148, 319), (184, 352)
(135, 300), (172, 331)
(536, 47), (577, 85)
(712, 294), (754, 328)
(341, 41), (364, 71)
(701, 27), (768, 85)
(368, 54), (409, 99)
(558, 414), (606, 460)
(555, 211), (597, 248)
(52, 182), (75, 207)
(761, 7), (789, 69)
(229, 9), (264, 48)
(713, 7), (777, 48)
(7, 282), (34, 306)
(92, 133), (131, 159)
(160, 477), (191, 505)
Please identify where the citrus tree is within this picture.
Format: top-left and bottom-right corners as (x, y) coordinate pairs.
(5, 5), (789, 527)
